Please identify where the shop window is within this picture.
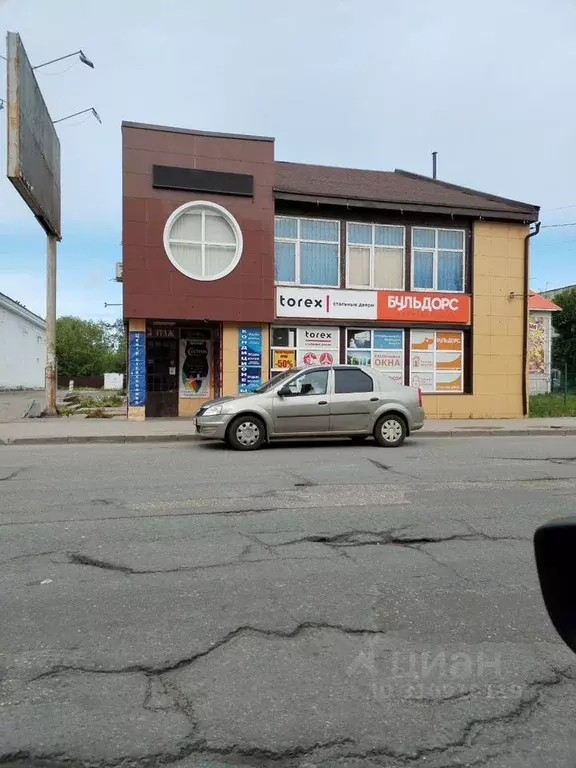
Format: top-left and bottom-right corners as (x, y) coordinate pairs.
(410, 330), (464, 393)
(271, 325), (339, 373)
(334, 368), (373, 394)
(274, 217), (340, 287)
(411, 228), (465, 293)
(163, 201), (242, 281)
(346, 328), (404, 384)
(347, 223), (405, 290)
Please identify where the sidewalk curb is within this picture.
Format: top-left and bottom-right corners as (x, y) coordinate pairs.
(2, 428), (576, 446)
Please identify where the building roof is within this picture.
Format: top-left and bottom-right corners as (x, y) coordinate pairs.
(529, 291), (561, 312)
(541, 284), (576, 299)
(0, 292), (46, 329)
(274, 163), (539, 222)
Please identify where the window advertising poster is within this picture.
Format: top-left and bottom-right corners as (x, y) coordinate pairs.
(128, 331), (146, 407)
(180, 333), (211, 398)
(238, 328), (263, 393)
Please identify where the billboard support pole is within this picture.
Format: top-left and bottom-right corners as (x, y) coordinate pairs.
(45, 234), (58, 416)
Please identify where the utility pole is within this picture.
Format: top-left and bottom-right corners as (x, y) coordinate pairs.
(45, 235), (58, 415)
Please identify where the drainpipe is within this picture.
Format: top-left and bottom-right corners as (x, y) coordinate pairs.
(523, 221), (541, 416)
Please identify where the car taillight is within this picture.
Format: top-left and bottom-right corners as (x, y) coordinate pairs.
(417, 387), (422, 407)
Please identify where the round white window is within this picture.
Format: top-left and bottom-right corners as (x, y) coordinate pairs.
(163, 201), (243, 281)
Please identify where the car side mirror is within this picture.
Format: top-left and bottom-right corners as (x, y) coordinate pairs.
(278, 385), (291, 397)
(534, 517), (576, 654)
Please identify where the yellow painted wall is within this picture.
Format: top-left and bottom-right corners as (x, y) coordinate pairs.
(127, 319), (145, 421)
(222, 323), (270, 397)
(424, 221), (528, 419)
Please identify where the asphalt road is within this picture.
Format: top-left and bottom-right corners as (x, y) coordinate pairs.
(2, 436), (576, 767)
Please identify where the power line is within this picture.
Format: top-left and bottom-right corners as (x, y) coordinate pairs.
(541, 222), (576, 229)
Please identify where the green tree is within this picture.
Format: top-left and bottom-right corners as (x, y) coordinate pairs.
(56, 316), (125, 378)
(551, 289), (576, 369)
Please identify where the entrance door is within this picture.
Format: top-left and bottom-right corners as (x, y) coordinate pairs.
(146, 337), (179, 417)
(272, 368), (331, 435)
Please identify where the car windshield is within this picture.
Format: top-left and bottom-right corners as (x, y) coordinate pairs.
(253, 369), (301, 394)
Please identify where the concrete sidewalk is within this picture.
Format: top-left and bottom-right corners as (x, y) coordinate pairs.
(2, 414), (576, 445)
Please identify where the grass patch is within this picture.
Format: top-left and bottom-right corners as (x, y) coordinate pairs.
(530, 394), (576, 417)
(84, 409), (114, 419)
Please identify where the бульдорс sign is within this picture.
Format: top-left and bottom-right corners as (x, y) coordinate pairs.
(276, 287), (471, 324)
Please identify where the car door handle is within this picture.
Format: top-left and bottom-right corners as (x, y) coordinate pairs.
(370, 397), (379, 402)
(318, 400), (328, 405)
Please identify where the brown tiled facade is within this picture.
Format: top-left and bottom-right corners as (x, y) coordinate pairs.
(122, 124), (275, 323)
(122, 121), (539, 421)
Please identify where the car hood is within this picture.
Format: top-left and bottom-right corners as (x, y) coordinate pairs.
(200, 393), (256, 409)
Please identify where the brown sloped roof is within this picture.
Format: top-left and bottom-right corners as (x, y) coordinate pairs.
(274, 162), (539, 221)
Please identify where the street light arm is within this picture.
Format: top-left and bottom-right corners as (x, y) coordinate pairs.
(53, 107), (102, 125)
(33, 49), (94, 70)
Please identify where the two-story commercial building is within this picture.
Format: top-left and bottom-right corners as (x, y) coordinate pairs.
(122, 121), (539, 420)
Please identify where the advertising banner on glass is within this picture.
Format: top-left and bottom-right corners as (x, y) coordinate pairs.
(128, 331), (146, 407)
(180, 337), (211, 398)
(528, 315), (545, 374)
(272, 349), (297, 370)
(238, 328), (262, 393)
(410, 330), (463, 393)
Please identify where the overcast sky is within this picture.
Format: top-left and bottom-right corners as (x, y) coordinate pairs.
(1, 0), (575, 320)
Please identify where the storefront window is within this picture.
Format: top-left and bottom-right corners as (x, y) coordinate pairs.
(271, 326), (339, 373)
(410, 330), (464, 393)
(346, 329), (404, 384)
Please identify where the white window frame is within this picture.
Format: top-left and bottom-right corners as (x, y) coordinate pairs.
(274, 216), (341, 289)
(345, 327), (405, 384)
(163, 200), (243, 282)
(410, 227), (466, 294)
(345, 222), (406, 291)
(409, 329), (464, 393)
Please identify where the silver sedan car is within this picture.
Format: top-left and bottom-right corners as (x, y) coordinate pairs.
(194, 365), (425, 451)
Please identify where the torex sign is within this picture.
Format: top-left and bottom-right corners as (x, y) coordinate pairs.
(276, 287), (471, 324)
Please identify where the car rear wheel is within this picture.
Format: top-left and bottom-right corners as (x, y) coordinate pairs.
(226, 415), (266, 451)
(374, 414), (407, 448)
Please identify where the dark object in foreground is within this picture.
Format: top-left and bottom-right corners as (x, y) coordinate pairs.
(534, 518), (576, 654)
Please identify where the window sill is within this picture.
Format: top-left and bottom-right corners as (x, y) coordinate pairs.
(275, 282), (340, 289)
(410, 287), (466, 295)
(346, 284), (406, 292)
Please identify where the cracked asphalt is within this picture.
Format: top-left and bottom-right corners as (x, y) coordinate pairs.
(2, 436), (576, 767)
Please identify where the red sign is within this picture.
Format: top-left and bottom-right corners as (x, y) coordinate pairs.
(377, 292), (471, 324)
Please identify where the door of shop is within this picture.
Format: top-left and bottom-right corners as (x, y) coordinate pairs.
(146, 336), (179, 417)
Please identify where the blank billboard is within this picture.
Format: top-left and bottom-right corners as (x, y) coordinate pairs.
(6, 32), (61, 238)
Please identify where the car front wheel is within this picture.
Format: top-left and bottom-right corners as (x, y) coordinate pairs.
(226, 415), (266, 451)
(374, 414), (407, 448)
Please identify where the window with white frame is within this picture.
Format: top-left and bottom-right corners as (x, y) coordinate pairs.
(274, 217), (340, 287)
(409, 330), (464, 393)
(411, 228), (465, 293)
(163, 201), (243, 281)
(347, 223), (405, 290)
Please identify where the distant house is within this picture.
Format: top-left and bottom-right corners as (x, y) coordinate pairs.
(528, 291), (561, 395)
(541, 284), (576, 299)
(0, 292), (46, 389)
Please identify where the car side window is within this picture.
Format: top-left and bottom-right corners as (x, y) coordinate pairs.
(286, 370), (329, 397)
(334, 369), (374, 394)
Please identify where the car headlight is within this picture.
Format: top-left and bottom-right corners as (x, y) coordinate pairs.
(203, 405), (223, 417)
